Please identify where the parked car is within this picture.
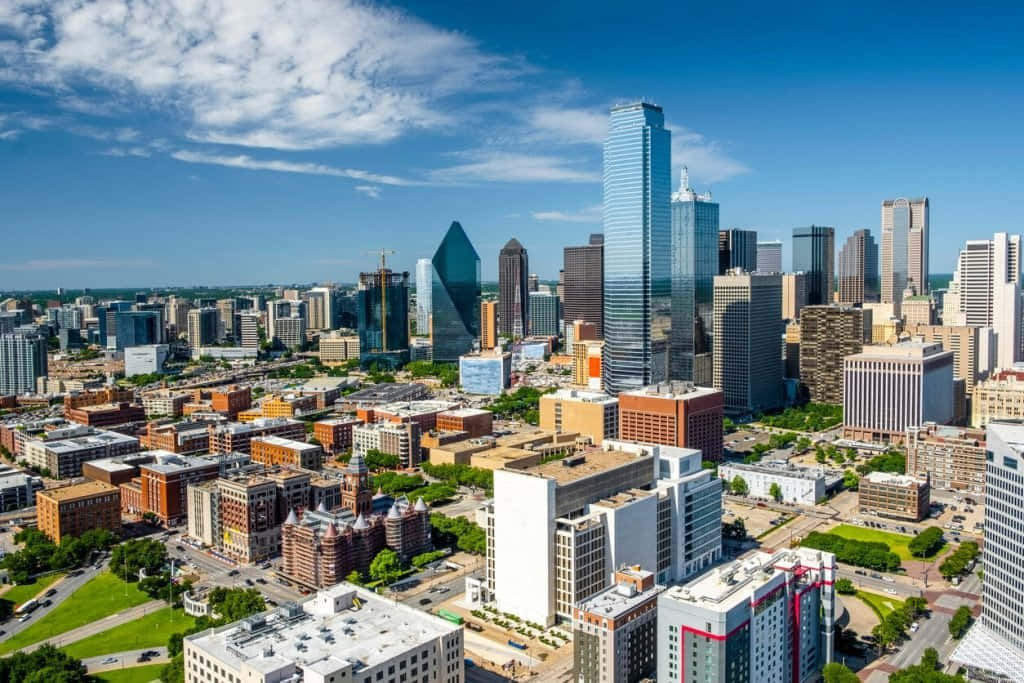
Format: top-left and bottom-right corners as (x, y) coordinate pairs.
(870, 573), (882, 579)
(228, 569), (240, 576)
(44, 589), (57, 597)
(244, 579), (254, 586)
(854, 570), (866, 576)
(419, 597), (432, 605)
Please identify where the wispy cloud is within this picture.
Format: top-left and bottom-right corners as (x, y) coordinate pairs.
(430, 150), (599, 184)
(355, 185), (381, 199)
(670, 126), (750, 184)
(101, 146), (151, 158)
(0, 258), (153, 271)
(526, 107), (606, 145)
(170, 150), (418, 186)
(0, 0), (522, 151)
(531, 204), (602, 223)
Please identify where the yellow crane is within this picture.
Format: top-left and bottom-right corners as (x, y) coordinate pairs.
(366, 249), (396, 351)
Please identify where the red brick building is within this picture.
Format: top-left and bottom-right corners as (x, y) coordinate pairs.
(618, 383), (724, 461)
(37, 481), (121, 543)
(207, 418), (306, 454)
(313, 417), (362, 455)
(435, 408), (493, 438)
(138, 454), (221, 525)
(66, 402), (147, 429)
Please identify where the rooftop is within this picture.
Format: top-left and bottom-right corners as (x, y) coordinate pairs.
(340, 383), (429, 405)
(211, 418), (303, 435)
(374, 400), (459, 417)
(438, 407), (492, 418)
(988, 422), (1024, 453)
(505, 448), (647, 485)
(719, 460), (827, 481)
(316, 416), (363, 426)
(141, 452), (221, 474)
(253, 435), (320, 452)
(545, 389), (618, 405)
(186, 584), (457, 676)
(862, 471), (929, 487)
(848, 341), (949, 360)
(577, 570), (663, 619)
(39, 480), (118, 502)
(621, 382), (720, 400)
(43, 430), (139, 454)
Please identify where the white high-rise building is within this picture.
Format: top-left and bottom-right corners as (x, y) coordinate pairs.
(0, 332), (48, 394)
(881, 196), (929, 309)
(949, 232), (1022, 369)
(416, 258), (433, 335)
(951, 422), (1024, 680)
(486, 440), (722, 626)
(755, 240), (782, 274)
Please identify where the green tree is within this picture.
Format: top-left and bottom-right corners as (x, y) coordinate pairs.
(160, 655), (185, 683)
(369, 549), (404, 584)
(110, 538), (167, 580)
(364, 449), (400, 470)
(769, 482), (782, 502)
(0, 644), (90, 683)
(729, 476), (748, 496)
(843, 469), (859, 491)
(949, 605), (972, 639)
(822, 663), (860, 683)
(209, 587), (265, 621)
(908, 527), (945, 558)
(834, 578), (855, 594)
(905, 596), (928, 619)
(921, 647), (940, 671)
(345, 570), (364, 585)
(722, 417), (736, 434)
(722, 518), (747, 540)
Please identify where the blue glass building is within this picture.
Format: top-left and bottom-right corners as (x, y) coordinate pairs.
(602, 102), (672, 394)
(431, 221), (481, 362)
(357, 269), (410, 369)
(459, 353), (511, 395)
(792, 225), (835, 305)
(112, 310), (160, 350)
(670, 167), (719, 385)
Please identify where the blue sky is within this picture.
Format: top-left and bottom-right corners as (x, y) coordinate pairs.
(1, 0), (1022, 289)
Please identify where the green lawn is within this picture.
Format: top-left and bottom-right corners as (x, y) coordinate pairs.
(95, 664), (165, 683)
(62, 607), (196, 659)
(0, 572), (65, 608)
(856, 590), (905, 622)
(829, 524), (942, 561)
(0, 572), (152, 654)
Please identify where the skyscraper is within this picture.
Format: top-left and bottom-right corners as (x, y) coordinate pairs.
(755, 240), (782, 274)
(480, 300), (497, 350)
(670, 167), (718, 385)
(415, 258), (433, 335)
(498, 239), (529, 338)
(216, 298), (236, 340)
(305, 287), (333, 332)
(562, 234), (604, 337)
(431, 221), (481, 362)
(357, 268), (410, 368)
(838, 228), (879, 304)
(603, 102), (671, 394)
(792, 225), (835, 305)
(881, 197), (930, 306)
(113, 310), (160, 350)
(717, 229), (757, 274)
(950, 232), (1021, 368)
(0, 332), (47, 394)
(528, 292), (559, 337)
(187, 307), (218, 350)
(799, 305), (869, 404)
(713, 272), (783, 415)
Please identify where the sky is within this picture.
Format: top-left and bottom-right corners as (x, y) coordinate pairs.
(1, 0), (1022, 290)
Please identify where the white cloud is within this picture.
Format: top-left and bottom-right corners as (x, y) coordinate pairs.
(0, 258), (153, 271)
(526, 107), (606, 145)
(170, 150), (418, 186)
(670, 125), (750, 184)
(0, 0), (520, 151)
(355, 185), (381, 199)
(531, 204), (603, 223)
(101, 146), (151, 157)
(430, 150), (599, 184)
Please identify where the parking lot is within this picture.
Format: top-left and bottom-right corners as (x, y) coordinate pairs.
(723, 430), (771, 456)
(723, 500), (790, 539)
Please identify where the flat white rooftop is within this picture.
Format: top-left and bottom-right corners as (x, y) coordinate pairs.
(621, 382), (720, 400)
(545, 389), (618, 405)
(253, 434), (319, 451)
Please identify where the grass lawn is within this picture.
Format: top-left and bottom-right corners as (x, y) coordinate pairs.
(95, 664), (165, 683)
(829, 524), (942, 561)
(856, 590), (906, 622)
(62, 607), (196, 659)
(0, 572), (65, 608)
(0, 572), (152, 654)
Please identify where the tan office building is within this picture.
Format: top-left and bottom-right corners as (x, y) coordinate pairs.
(858, 471), (930, 521)
(480, 300), (498, 350)
(972, 369), (1024, 427)
(540, 389), (619, 445)
(906, 422), (985, 493)
(37, 481), (121, 543)
(904, 324), (981, 394)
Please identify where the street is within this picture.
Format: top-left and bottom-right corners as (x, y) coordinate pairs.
(0, 558), (111, 643)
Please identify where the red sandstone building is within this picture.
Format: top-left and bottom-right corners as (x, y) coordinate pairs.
(618, 382), (724, 461)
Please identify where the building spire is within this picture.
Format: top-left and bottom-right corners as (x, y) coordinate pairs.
(680, 165), (690, 193)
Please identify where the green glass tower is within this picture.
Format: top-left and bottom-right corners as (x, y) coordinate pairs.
(431, 221), (481, 362)
(357, 268), (410, 369)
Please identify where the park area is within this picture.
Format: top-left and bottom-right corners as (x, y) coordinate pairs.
(0, 572), (152, 654)
(62, 606), (195, 659)
(0, 572), (64, 609)
(856, 590), (905, 621)
(95, 664), (164, 683)
(828, 524), (945, 561)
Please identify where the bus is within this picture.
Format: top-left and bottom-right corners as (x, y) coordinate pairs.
(15, 599), (39, 615)
(437, 609), (463, 625)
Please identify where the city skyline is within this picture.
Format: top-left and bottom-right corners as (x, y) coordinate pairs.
(2, 1), (1022, 288)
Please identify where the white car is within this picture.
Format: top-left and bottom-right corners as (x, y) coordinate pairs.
(910, 623), (919, 632)
(101, 657), (118, 665)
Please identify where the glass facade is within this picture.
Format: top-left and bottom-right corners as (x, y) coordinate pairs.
(528, 292), (560, 336)
(670, 170), (719, 385)
(415, 258), (432, 334)
(602, 102), (671, 394)
(431, 221), (481, 362)
(792, 225), (835, 305)
(890, 199), (910, 296)
(357, 269), (409, 369)
(113, 310), (160, 350)
(459, 355), (509, 395)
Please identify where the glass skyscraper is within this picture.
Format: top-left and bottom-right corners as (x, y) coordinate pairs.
(357, 269), (410, 369)
(431, 221), (481, 362)
(792, 225), (835, 306)
(670, 167), (719, 385)
(415, 258), (433, 335)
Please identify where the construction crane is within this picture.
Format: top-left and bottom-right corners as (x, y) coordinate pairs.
(365, 249), (397, 352)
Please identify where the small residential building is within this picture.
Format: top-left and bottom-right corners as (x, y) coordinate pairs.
(656, 548), (836, 683)
(251, 435), (323, 470)
(618, 383), (724, 461)
(573, 567), (663, 683)
(183, 583), (463, 683)
(858, 471), (930, 521)
(539, 389), (619, 445)
(37, 481), (121, 543)
(718, 461), (828, 505)
(906, 422), (986, 493)
(459, 351), (512, 395)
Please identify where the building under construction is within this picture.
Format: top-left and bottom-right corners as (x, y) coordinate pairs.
(356, 266), (410, 370)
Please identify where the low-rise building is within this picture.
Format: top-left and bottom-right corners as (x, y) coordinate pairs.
(656, 548), (836, 683)
(81, 453), (154, 486)
(334, 382), (430, 411)
(208, 418), (306, 454)
(858, 471), (930, 521)
(972, 369), (1024, 428)
(251, 435), (323, 470)
(459, 351), (511, 395)
(135, 452), (224, 525)
(906, 422), (986, 493)
(37, 480), (121, 543)
(435, 408), (493, 438)
(617, 383), (724, 461)
(254, 393), (318, 420)
(352, 422), (422, 468)
(21, 427), (140, 479)
(540, 389), (619, 446)
(357, 400), (459, 433)
(717, 461), (828, 505)
(66, 401), (147, 429)
(141, 390), (191, 418)
(0, 467), (42, 511)
(313, 417), (362, 456)
(573, 567), (663, 683)
(142, 419), (216, 454)
(319, 333), (360, 362)
(299, 378), (356, 409)
(183, 583), (463, 683)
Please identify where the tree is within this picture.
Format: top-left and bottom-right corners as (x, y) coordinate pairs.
(822, 663), (860, 683)
(345, 570), (364, 585)
(722, 518), (747, 540)
(905, 596), (928, 619)
(834, 578), (855, 594)
(110, 538), (168, 580)
(364, 449), (400, 471)
(0, 645), (90, 683)
(842, 469), (859, 491)
(908, 527), (945, 558)
(430, 513), (486, 554)
(722, 417), (737, 434)
(160, 655), (185, 683)
(209, 587), (265, 621)
(769, 482), (783, 502)
(729, 476), (748, 496)
(921, 647), (940, 671)
(369, 549), (404, 584)
(949, 605), (972, 639)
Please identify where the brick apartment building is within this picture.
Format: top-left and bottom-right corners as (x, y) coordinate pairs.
(858, 472), (930, 522)
(207, 418), (306, 454)
(618, 382), (724, 461)
(313, 417), (362, 455)
(142, 420), (213, 454)
(435, 408), (493, 438)
(135, 454), (221, 525)
(66, 402), (147, 429)
(37, 481), (121, 543)
(64, 387), (135, 412)
(251, 435), (323, 470)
